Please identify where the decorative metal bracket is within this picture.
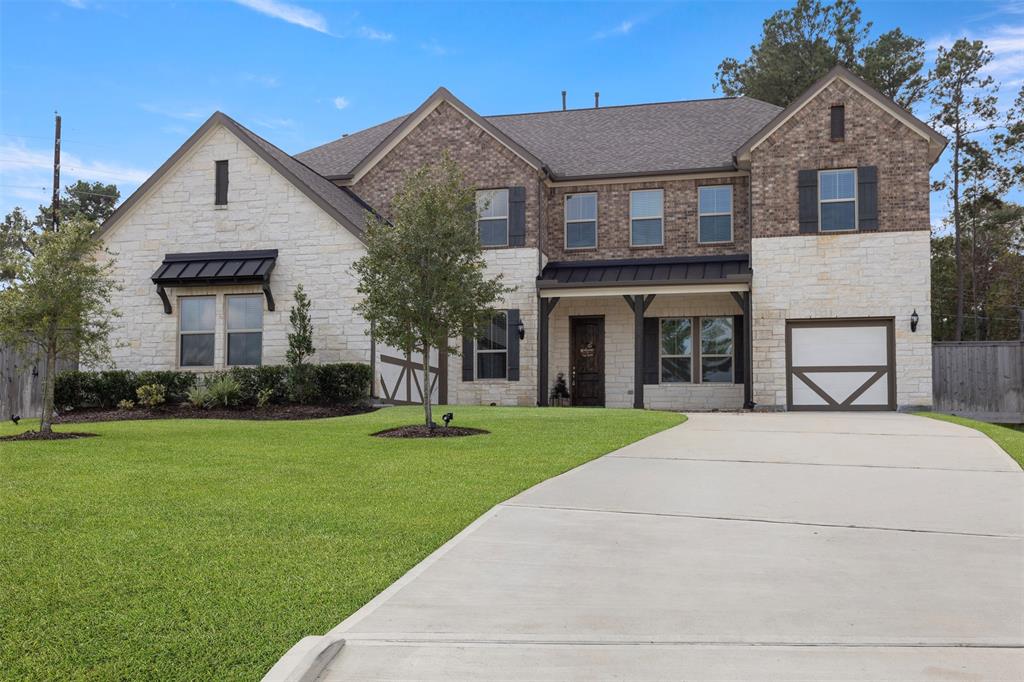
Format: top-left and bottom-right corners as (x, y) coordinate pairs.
(156, 285), (172, 314)
(262, 282), (275, 311)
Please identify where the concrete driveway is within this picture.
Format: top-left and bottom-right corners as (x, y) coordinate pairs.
(314, 413), (1024, 680)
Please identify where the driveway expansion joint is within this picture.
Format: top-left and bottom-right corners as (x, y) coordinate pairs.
(606, 454), (1019, 473)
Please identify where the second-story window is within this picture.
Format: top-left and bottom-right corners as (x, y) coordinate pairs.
(564, 193), (597, 249)
(630, 189), (663, 246)
(698, 186), (733, 243)
(215, 160), (229, 205)
(819, 169), (857, 232)
(476, 189), (509, 247)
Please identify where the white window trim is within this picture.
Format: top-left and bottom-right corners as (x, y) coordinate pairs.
(475, 311), (509, 380)
(564, 192), (598, 250)
(179, 295), (216, 369)
(659, 317), (693, 384)
(476, 188), (510, 248)
(629, 189), (664, 247)
(818, 168), (858, 233)
(699, 316), (735, 383)
(225, 294), (264, 367)
(697, 185), (734, 244)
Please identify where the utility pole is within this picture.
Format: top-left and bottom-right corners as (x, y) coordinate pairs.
(51, 112), (61, 231)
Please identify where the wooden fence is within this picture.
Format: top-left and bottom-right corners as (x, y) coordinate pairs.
(0, 346), (77, 420)
(932, 341), (1024, 423)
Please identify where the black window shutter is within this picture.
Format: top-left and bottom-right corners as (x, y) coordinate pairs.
(506, 309), (520, 381)
(830, 105), (845, 140)
(858, 166), (879, 231)
(733, 315), (745, 384)
(642, 317), (660, 385)
(508, 186), (526, 247)
(462, 336), (474, 382)
(215, 160), (229, 205)
(798, 170), (818, 234)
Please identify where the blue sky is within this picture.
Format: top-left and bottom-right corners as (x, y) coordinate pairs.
(1, 0), (1022, 223)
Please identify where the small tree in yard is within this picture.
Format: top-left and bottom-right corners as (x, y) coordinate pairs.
(353, 153), (512, 427)
(286, 283), (317, 404)
(0, 215), (119, 433)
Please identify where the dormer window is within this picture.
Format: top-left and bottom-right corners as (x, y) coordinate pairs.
(215, 160), (229, 205)
(830, 105), (845, 141)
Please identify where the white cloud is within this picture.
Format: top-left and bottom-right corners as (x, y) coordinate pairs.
(592, 19), (636, 40)
(139, 103), (211, 121)
(241, 72), (280, 88)
(359, 26), (393, 41)
(419, 39), (450, 56)
(231, 0), (328, 34)
(333, 96), (350, 110)
(61, 0), (87, 8)
(254, 117), (295, 130)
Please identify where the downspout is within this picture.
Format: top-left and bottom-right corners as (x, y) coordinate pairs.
(536, 166), (552, 405)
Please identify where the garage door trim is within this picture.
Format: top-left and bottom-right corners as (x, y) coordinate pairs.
(785, 317), (896, 412)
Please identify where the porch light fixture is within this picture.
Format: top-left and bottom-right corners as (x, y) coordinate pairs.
(910, 309), (919, 332)
(517, 319), (526, 340)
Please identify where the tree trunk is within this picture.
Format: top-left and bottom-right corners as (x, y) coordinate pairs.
(953, 129), (964, 342)
(39, 340), (57, 434)
(421, 340), (432, 427)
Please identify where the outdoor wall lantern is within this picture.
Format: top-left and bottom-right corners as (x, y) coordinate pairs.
(910, 309), (919, 333)
(517, 319), (526, 340)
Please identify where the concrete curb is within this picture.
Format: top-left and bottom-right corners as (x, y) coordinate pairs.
(261, 635), (345, 682)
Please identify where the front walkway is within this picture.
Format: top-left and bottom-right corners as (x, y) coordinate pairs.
(315, 413), (1024, 680)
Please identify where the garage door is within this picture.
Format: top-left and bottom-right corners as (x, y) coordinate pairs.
(786, 318), (895, 411)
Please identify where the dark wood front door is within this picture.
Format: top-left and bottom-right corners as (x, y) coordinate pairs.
(570, 316), (605, 407)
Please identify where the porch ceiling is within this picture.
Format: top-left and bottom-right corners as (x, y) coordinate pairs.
(537, 255), (750, 298)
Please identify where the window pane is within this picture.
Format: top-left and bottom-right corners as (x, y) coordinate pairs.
(820, 170), (855, 200)
(701, 317), (733, 355)
(478, 218), (508, 246)
(701, 356), (733, 383)
(227, 295), (263, 330)
(181, 333), (214, 366)
(477, 352), (507, 379)
(661, 318), (692, 356)
(566, 194), (596, 221)
(476, 189), (508, 218)
(631, 218), (663, 245)
(699, 215), (732, 242)
(228, 332), (262, 366)
(820, 201), (856, 231)
(661, 357), (691, 383)
(630, 190), (662, 218)
(180, 297), (214, 332)
(699, 186), (732, 214)
(478, 313), (507, 351)
(566, 220), (596, 248)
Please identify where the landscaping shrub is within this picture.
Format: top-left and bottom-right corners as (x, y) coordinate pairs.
(136, 384), (166, 408)
(229, 365), (288, 405)
(136, 371), (197, 403)
(204, 375), (242, 408)
(316, 363), (372, 405)
(286, 364), (320, 405)
(187, 385), (211, 409)
(117, 399), (135, 411)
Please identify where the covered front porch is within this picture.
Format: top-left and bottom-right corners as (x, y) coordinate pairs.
(537, 256), (753, 410)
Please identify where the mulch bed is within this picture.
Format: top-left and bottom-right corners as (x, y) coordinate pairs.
(373, 425), (489, 438)
(53, 404), (377, 424)
(1, 430), (98, 442)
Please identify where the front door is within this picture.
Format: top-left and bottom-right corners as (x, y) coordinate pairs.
(570, 316), (605, 407)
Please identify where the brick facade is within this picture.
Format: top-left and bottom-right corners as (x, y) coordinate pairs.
(750, 79), (932, 238)
(543, 176), (750, 262)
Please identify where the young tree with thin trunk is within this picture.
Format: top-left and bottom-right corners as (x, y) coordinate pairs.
(0, 215), (119, 433)
(353, 153), (512, 427)
(929, 38), (1000, 341)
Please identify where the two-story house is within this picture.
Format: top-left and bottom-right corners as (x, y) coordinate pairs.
(97, 65), (945, 412)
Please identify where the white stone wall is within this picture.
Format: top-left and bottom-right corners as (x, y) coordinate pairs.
(750, 231), (932, 410)
(547, 293), (745, 411)
(96, 124), (371, 372)
(446, 248), (540, 406)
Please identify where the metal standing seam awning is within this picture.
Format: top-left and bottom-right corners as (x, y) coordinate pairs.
(536, 254), (751, 297)
(150, 249), (278, 314)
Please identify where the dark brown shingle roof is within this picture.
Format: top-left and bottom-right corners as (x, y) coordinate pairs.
(295, 97), (782, 180)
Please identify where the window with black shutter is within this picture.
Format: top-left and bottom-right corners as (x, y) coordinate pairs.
(215, 160), (229, 205)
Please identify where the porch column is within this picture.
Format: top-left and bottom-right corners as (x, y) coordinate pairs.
(633, 294), (644, 409)
(732, 290), (754, 409)
(537, 297), (559, 406)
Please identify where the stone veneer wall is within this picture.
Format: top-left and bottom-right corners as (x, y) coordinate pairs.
(750, 231), (932, 409)
(543, 175), (750, 262)
(547, 293), (744, 410)
(96, 124), (370, 372)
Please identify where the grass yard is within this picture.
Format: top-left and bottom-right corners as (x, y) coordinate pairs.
(916, 412), (1024, 470)
(0, 406), (683, 680)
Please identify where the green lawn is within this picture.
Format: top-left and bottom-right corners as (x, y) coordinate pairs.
(916, 412), (1024, 469)
(0, 407), (683, 680)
